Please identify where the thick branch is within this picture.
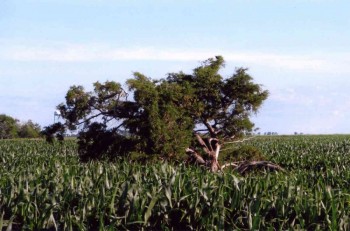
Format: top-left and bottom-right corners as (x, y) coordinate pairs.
(185, 148), (206, 165)
(195, 134), (210, 154)
(214, 143), (221, 161)
(75, 112), (104, 126)
(203, 119), (217, 138)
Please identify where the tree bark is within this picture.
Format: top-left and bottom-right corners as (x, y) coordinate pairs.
(186, 134), (284, 174)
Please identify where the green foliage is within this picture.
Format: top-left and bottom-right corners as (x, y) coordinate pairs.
(77, 122), (136, 162)
(18, 120), (41, 138)
(43, 56), (268, 161)
(221, 144), (266, 162)
(2, 136), (350, 230)
(41, 122), (65, 142)
(167, 58), (269, 139)
(0, 114), (41, 139)
(126, 72), (194, 157)
(0, 114), (19, 139)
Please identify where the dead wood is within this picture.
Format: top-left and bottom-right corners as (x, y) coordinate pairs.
(222, 160), (285, 175)
(186, 134), (284, 175)
(185, 148), (206, 165)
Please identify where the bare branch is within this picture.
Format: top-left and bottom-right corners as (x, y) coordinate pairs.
(214, 143), (221, 161)
(224, 136), (255, 144)
(194, 129), (210, 132)
(221, 162), (240, 169)
(220, 160), (285, 174)
(219, 136), (256, 151)
(202, 119), (218, 138)
(185, 148), (206, 165)
(195, 134), (210, 154)
(208, 138), (219, 154)
(75, 112), (104, 126)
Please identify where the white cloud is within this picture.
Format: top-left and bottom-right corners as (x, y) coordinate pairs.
(262, 86), (350, 134)
(269, 87), (315, 106)
(1, 40), (350, 133)
(1, 42), (350, 74)
(225, 53), (328, 72)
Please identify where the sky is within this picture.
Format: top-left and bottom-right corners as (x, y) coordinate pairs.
(0, 0), (350, 134)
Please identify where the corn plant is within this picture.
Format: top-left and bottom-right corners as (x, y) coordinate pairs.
(1, 136), (350, 230)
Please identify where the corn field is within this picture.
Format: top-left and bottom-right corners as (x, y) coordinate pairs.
(1, 136), (350, 230)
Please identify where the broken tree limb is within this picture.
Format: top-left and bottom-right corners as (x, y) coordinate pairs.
(220, 162), (240, 169)
(220, 136), (256, 152)
(203, 119), (218, 138)
(208, 138), (219, 152)
(185, 148), (206, 165)
(195, 134), (211, 154)
(224, 136), (255, 144)
(214, 143), (221, 161)
(194, 134), (220, 171)
(221, 160), (285, 175)
(186, 133), (284, 174)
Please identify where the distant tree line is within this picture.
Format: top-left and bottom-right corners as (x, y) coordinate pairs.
(0, 114), (41, 139)
(264, 132), (278, 136)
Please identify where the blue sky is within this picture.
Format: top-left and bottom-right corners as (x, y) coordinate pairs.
(0, 0), (350, 134)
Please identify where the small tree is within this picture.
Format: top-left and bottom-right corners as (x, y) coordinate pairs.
(0, 115), (41, 139)
(18, 120), (41, 138)
(43, 56), (271, 170)
(0, 114), (19, 139)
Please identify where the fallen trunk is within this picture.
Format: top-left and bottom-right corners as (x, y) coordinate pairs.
(186, 134), (284, 174)
(221, 160), (285, 175)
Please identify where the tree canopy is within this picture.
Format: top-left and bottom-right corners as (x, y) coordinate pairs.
(43, 56), (268, 162)
(0, 114), (41, 139)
